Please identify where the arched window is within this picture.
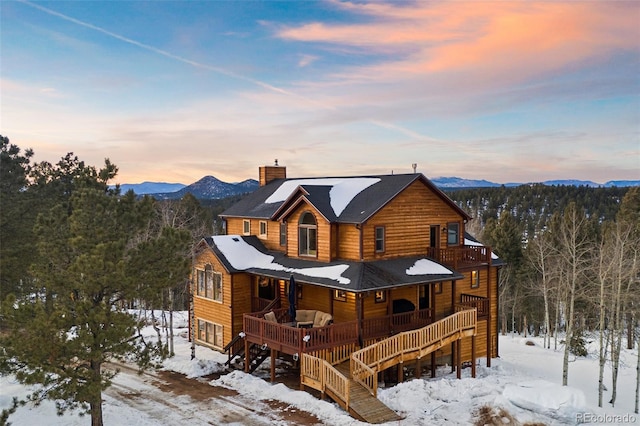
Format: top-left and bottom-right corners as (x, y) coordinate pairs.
(298, 212), (317, 256)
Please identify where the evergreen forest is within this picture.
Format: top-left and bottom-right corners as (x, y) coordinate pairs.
(1, 134), (638, 421)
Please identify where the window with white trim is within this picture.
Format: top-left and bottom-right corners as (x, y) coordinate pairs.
(299, 212), (317, 257)
(196, 264), (223, 302)
(279, 222), (287, 246)
(197, 319), (223, 348)
(243, 219), (250, 235)
(259, 221), (267, 239)
(375, 226), (385, 252)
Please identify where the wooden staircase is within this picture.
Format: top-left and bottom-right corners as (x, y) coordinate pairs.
(301, 308), (478, 424)
(333, 362), (402, 423)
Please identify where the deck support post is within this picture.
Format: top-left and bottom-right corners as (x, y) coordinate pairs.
(430, 352), (436, 378)
(451, 342), (455, 373)
(471, 335), (476, 378)
(415, 358), (421, 378)
(397, 363), (403, 383)
(270, 349), (276, 382)
(456, 339), (462, 379)
(244, 338), (250, 373)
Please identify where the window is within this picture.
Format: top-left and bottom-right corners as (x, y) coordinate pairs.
(243, 220), (250, 235)
(334, 289), (347, 301)
(196, 264), (223, 302)
(471, 270), (480, 288)
(447, 222), (460, 246)
(197, 319), (223, 348)
(299, 212), (317, 256)
(280, 222), (287, 246)
(259, 221), (267, 238)
(375, 290), (386, 303)
(375, 226), (385, 252)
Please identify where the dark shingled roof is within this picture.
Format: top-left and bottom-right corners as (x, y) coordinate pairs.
(202, 235), (463, 292)
(220, 173), (471, 224)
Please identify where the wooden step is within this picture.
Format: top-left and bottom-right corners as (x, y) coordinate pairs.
(334, 361), (402, 424)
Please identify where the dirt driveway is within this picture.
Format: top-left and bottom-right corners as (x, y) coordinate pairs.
(105, 362), (324, 425)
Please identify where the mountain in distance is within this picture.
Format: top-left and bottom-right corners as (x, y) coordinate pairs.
(431, 177), (639, 189)
(430, 177), (500, 188)
(118, 181), (186, 195)
(151, 176), (259, 200)
(119, 175), (639, 200)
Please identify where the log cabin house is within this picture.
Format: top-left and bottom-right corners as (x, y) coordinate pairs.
(191, 163), (502, 422)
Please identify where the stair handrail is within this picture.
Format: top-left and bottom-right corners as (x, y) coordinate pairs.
(351, 308), (477, 397)
(301, 353), (351, 409)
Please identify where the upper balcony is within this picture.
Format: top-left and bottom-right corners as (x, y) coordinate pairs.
(427, 245), (492, 269)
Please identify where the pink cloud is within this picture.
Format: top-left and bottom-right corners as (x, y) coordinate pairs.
(276, 1), (639, 80)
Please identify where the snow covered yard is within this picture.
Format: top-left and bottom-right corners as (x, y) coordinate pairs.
(1, 312), (637, 425)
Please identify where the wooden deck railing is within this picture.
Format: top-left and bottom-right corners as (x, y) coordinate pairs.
(458, 294), (489, 319)
(301, 352), (351, 410)
(351, 309), (477, 397)
(243, 307), (433, 355)
(301, 309), (478, 410)
(362, 308), (433, 340)
(427, 245), (491, 269)
(252, 297), (281, 313)
(243, 309), (360, 355)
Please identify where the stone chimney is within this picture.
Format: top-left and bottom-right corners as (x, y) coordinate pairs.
(259, 160), (286, 186)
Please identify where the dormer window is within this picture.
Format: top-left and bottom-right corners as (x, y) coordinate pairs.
(299, 212), (317, 257)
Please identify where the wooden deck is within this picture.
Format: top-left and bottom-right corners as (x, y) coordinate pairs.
(242, 307), (434, 356)
(300, 309), (477, 423)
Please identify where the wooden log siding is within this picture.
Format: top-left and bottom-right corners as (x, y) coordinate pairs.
(192, 249), (234, 348)
(225, 218), (284, 252)
(361, 180), (464, 261)
(336, 223), (360, 261)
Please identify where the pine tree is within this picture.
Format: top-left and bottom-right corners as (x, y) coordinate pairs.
(0, 135), (35, 299)
(1, 171), (190, 426)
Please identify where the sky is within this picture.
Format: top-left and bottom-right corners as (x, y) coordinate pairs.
(1, 0), (639, 185)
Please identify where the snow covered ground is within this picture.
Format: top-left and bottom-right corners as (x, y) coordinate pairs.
(1, 311), (637, 425)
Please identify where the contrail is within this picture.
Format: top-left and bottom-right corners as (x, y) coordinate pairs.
(20, 0), (441, 144)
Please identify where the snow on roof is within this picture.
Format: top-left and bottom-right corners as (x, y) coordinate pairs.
(212, 235), (351, 284)
(406, 259), (453, 276)
(465, 237), (499, 260)
(264, 177), (380, 216)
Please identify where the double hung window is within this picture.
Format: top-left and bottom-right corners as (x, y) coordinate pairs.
(299, 212), (317, 256)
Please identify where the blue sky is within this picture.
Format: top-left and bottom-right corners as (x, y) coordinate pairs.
(1, 0), (638, 185)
